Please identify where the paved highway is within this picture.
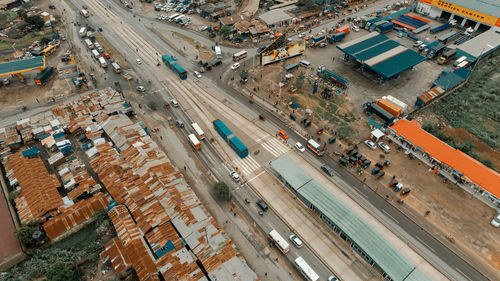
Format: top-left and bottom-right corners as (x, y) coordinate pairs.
(63, 0), (490, 280)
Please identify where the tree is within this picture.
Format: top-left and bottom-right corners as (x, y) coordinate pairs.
(214, 182), (231, 200)
(148, 101), (157, 110)
(17, 9), (27, 20)
(297, 0), (316, 10)
(26, 15), (45, 30)
(45, 262), (76, 281)
(14, 222), (37, 247)
(219, 26), (233, 39)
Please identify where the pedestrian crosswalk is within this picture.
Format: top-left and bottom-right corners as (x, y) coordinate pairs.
(259, 137), (289, 157)
(233, 156), (260, 176)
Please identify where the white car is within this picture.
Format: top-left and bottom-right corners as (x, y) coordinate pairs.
(295, 142), (305, 152)
(230, 171), (240, 182)
(136, 85), (146, 92)
(231, 62), (240, 70)
(193, 71), (202, 79)
(328, 275), (339, 281)
(378, 141), (391, 153)
(364, 140), (377, 150)
(289, 234), (303, 248)
(298, 32), (305, 38)
(413, 40), (423, 47)
(352, 25), (359, 32)
(136, 58), (142, 64)
(491, 213), (500, 227)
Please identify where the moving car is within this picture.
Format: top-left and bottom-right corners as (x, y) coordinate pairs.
(193, 71), (202, 78)
(364, 140), (376, 149)
(378, 142), (391, 153)
(328, 275), (339, 281)
(295, 142), (305, 152)
(289, 234), (303, 248)
(230, 171), (240, 182)
(352, 25), (359, 32)
(231, 62), (240, 70)
(318, 42), (327, 48)
(256, 200), (268, 211)
(175, 119), (184, 128)
(136, 86), (146, 92)
(298, 32), (305, 38)
(136, 58), (142, 64)
(321, 164), (334, 177)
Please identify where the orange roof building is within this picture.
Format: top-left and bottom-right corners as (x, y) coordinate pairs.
(390, 120), (500, 203)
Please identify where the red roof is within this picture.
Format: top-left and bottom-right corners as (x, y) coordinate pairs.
(391, 120), (500, 198)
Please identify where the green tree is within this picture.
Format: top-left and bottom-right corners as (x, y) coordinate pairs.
(214, 182), (231, 200)
(26, 15), (45, 30)
(45, 262), (76, 281)
(148, 101), (157, 110)
(297, 0), (316, 10)
(17, 9), (27, 20)
(219, 26), (233, 39)
(14, 222), (37, 247)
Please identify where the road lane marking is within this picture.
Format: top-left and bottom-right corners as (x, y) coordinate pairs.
(248, 170), (265, 183)
(415, 236), (436, 253)
(382, 209), (399, 224)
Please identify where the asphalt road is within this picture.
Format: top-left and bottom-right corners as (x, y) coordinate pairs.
(63, 0), (490, 280)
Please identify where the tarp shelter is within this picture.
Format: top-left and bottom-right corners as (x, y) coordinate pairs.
(0, 56), (45, 77)
(371, 129), (385, 141)
(391, 120), (500, 202)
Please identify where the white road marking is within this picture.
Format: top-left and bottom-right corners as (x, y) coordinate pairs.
(259, 137), (289, 157)
(233, 156), (260, 176)
(415, 236), (436, 253)
(382, 209), (400, 224)
(248, 170), (265, 183)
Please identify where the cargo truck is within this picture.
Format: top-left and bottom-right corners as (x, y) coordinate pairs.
(317, 65), (348, 88)
(310, 33), (327, 46)
(98, 57), (108, 68)
(328, 32), (345, 43)
(377, 22), (394, 33)
(426, 43), (446, 59)
(437, 49), (456, 64)
(34, 67), (55, 86)
(111, 62), (121, 73)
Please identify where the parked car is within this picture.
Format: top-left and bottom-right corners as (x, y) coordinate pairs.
(364, 140), (376, 149)
(193, 71), (202, 78)
(295, 142), (305, 152)
(171, 99), (179, 107)
(490, 213), (500, 227)
(378, 142), (391, 153)
(298, 32), (306, 38)
(231, 62), (240, 70)
(321, 164), (334, 177)
(413, 40), (423, 47)
(289, 234), (303, 248)
(256, 200), (268, 211)
(352, 25), (359, 32)
(318, 42), (327, 48)
(136, 86), (146, 92)
(136, 58), (142, 64)
(328, 275), (339, 281)
(401, 188), (411, 195)
(230, 171), (240, 182)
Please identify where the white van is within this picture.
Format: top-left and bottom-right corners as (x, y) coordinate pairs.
(453, 56), (467, 67)
(214, 46), (222, 58)
(171, 99), (179, 107)
(79, 27), (87, 37)
(98, 57), (108, 68)
(299, 60), (311, 68)
(92, 49), (100, 59)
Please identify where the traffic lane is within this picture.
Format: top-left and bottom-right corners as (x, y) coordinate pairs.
(214, 75), (486, 281)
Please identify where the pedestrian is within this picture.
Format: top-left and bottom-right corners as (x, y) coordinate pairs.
(233, 213), (236, 216)
(265, 272), (267, 276)
(184, 166), (186, 171)
(160, 136), (163, 140)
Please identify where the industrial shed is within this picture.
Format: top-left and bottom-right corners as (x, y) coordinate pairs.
(337, 32), (427, 82)
(270, 154), (431, 281)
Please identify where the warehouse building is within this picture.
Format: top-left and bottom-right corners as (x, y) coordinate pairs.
(416, 0), (500, 31)
(270, 154), (431, 281)
(455, 28), (500, 62)
(337, 32), (427, 82)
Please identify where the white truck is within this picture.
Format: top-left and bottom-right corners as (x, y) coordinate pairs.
(111, 62), (121, 73)
(92, 49), (100, 59)
(79, 27), (87, 37)
(214, 46), (222, 58)
(98, 57), (108, 68)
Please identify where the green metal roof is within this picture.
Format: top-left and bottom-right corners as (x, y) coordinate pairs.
(270, 154), (312, 191)
(0, 57), (45, 76)
(270, 154), (431, 281)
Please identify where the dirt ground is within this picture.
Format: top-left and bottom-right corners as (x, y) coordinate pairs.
(355, 142), (500, 274)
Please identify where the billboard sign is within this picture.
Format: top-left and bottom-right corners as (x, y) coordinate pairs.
(261, 41), (306, 66)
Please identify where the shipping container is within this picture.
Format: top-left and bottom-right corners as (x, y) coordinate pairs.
(336, 25), (350, 34)
(377, 99), (402, 117)
(369, 103), (394, 124)
(34, 67), (55, 86)
(415, 86), (445, 106)
(383, 95), (407, 112)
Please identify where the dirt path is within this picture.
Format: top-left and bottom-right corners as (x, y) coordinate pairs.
(240, 0), (260, 17)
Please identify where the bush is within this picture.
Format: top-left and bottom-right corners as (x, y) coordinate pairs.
(148, 101), (157, 110)
(45, 262), (76, 281)
(214, 182), (231, 200)
(14, 221), (38, 247)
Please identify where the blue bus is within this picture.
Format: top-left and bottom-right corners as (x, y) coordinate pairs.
(162, 54), (187, 80)
(213, 119), (248, 158)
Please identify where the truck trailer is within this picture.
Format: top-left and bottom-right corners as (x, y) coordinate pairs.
(34, 67), (55, 86)
(328, 32), (345, 43)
